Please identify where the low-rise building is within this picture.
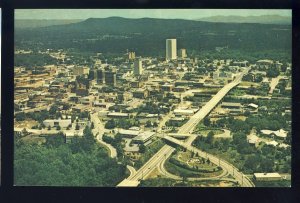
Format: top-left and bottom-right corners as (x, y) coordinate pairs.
(43, 119), (72, 128)
(132, 131), (155, 144)
(168, 117), (186, 126)
(123, 138), (140, 160)
(131, 80), (144, 88)
(256, 59), (274, 70)
(173, 86), (187, 92)
(221, 102), (242, 109)
(65, 130), (84, 143)
(118, 129), (140, 138)
(247, 103), (258, 109)
(174, 109), (195, 116)
(260, 129), (288, 139)
(107, 112), (129, 118)
(254, 173), (282, 181)
(132, 88), (149, 99)
(73, 66), (90, 76)
(160, 84), (174, 92)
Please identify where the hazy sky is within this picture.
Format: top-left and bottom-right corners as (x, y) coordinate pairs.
(15, 9), (291, 20)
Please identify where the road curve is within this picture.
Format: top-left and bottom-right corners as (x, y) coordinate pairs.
(117, 68), (253, 186)
(91, 113), (117, 158)
(157, 153), (229, 181)
(127, 165), (137, 179)
(161, 135), (254, 187)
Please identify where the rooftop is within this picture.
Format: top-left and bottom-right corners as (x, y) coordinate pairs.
(118, 129), (140, 136)
(221, 102), (242, 107)
(260, 129), (287, 138)
(133, 131), (155, 141)
(254, 173), (281, 178)
(107, 112), (129, 117)
(257, 59), (274, 64)
(248, 103), (258, 109)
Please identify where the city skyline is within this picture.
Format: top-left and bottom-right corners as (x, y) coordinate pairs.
(14, 10), (292, 187)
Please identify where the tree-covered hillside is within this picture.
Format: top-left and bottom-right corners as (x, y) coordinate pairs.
(15, 17), (291, 56)
(14, 128), (127, 186)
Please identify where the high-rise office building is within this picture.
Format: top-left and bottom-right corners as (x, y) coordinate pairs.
(73, 66), (90, 76)
(104, 70), (117, 86)
(134, 59), (143, 75)
(96, 69), (105, 84)
(166, 39), (177, 61)
(88, 69), (96, 80)
(179, 49), (187, 58)
(128, 52), (136, 60)
(88, 68), (105, 85)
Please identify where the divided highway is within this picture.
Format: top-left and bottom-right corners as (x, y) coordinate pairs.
(117, 68), (254, 187)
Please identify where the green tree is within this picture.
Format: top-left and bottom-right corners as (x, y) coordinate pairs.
(206, 131), (214, 144)
(244, 110), (251, 117)
(81, 126), (96, 152)
(139, 144), (146, 153)
(45, 132), (65, 148)
(266, 67), (280, 78)
(105, 119), (116, 129)
(244, 155), (259, 172)
(203, 117), (211, 127)
(16, 112), (26, 121)
(145, 120), (152, 127)
(260, 158), (274, 172)
(49, 105), (59, 115)
(14, 141), (127, 186)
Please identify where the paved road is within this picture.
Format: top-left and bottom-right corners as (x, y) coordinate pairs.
(161, 134), (254, 187)
(157, 111), (173, 133)
(117, 68), (252, 186)
(157, 151), (229, 181)
(91, 113), (117, 158)
(177, 71), (246, 135)
(127, 165), (137, 179)
(269, 76), (282, 94)
(127, 145), (175, 182)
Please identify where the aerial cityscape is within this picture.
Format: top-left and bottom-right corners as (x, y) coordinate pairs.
(14, 9), (291, 187)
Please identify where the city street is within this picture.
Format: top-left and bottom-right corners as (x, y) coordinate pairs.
(117, 69), (254, 187)
(91, 112), (117, 158)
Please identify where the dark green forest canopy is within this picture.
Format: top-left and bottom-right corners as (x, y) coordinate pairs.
(15, 53), (58, 67)
(14, 128), (127, 186)
(15, 17), (291, 57)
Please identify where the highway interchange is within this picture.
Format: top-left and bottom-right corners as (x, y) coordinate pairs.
(117, 67), (254, 187)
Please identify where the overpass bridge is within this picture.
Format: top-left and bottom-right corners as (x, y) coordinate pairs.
(167, 133), (195, 139)
(117, 69), (252, 187)
(160, 134), (255, 187)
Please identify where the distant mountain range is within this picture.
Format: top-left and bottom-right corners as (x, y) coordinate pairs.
(196, 15), (291, 25)
(16, 14), (290, 29)
(15, 17), (291, 56)
(15, 19), (84, 28)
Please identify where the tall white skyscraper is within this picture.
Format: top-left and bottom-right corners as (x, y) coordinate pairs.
(166, 39), (177, 61)
(134, 58), (143, 75)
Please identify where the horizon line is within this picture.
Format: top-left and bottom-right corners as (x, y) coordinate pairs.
(15, 14), (291, 20)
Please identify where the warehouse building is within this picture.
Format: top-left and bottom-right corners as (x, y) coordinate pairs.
(253, 173), (282, 181)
